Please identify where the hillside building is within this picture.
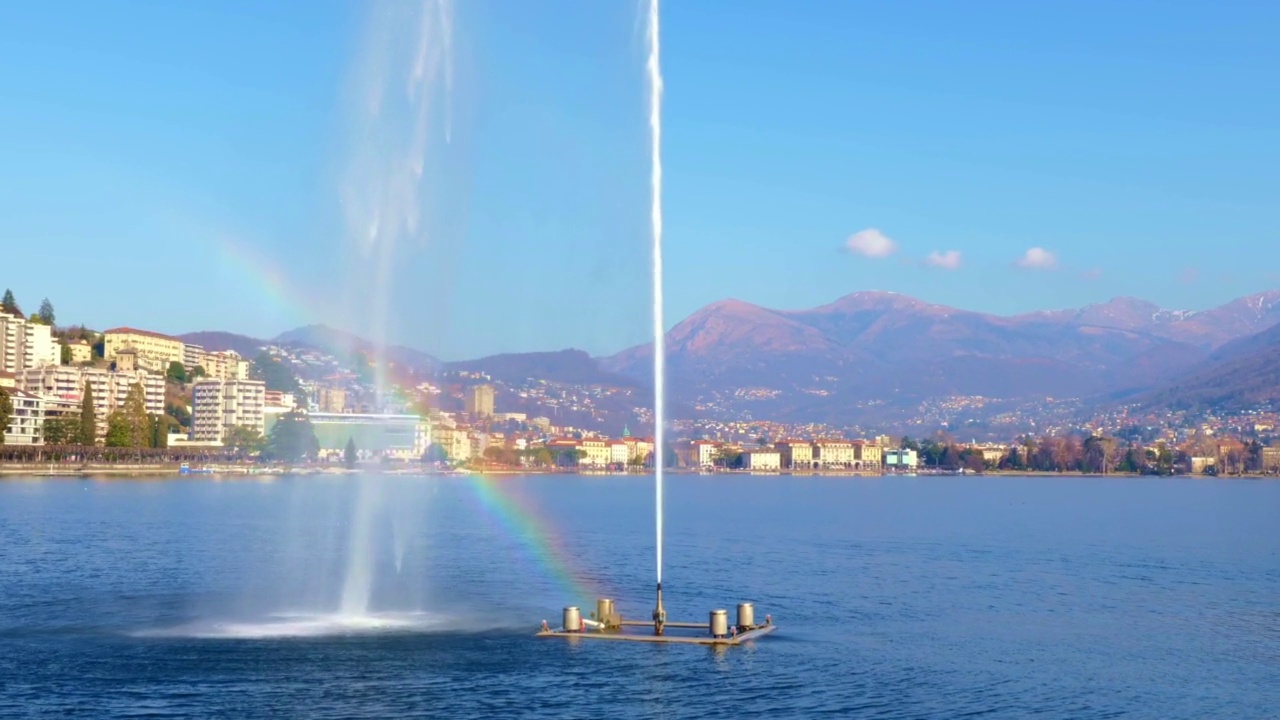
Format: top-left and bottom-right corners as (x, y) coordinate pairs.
(103, 327), (183, 373)
(465, 384), (495, 418)
(191, 379), (266, 444)
(0, 310), (58, 375)
(19, 366), (163, 440)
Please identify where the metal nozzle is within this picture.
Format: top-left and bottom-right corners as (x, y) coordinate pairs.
(652, 582), (666, 636)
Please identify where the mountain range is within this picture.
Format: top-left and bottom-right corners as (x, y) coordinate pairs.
(601, 290), (1280, 422)
(183, 290), (1280, 425)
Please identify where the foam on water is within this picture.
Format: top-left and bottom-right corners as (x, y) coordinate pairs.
(133, 611), (455, 640)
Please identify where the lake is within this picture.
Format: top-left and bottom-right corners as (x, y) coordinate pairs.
(1, 474), (1276, 718)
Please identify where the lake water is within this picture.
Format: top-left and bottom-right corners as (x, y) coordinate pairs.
(1, 474), (1277, 718)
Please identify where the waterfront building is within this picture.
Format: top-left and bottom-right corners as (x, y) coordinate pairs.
(19, 366), (163, 439)
(465, 384), (495, 418)
(302, 412), (428, 460)
(813, 439), (856, 468)
(1263, 445), (1280, 473)
(609, 440), (629, 465)
(434, 425), (472, 462)
(191, 379), (266, 444)
(1, 387), (45, 445)
(884, 448), (919, 470)
(103, 327), (184, 373)
(741, 450), (781, 471)
(853, 441), (883, 470)
(677, 440), (720, 469)
(776, 440), (814, 470)
(579, 438), (610, 466)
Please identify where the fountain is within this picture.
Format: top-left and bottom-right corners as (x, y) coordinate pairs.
(536, 0), (776, 646)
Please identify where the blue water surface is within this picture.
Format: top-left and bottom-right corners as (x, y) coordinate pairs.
(1, 474), (1276, 718)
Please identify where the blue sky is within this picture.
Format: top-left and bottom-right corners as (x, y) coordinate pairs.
(1, 1), (1276, 360)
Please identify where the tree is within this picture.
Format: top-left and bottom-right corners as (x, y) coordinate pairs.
(35, 298), (55, 325)
(421, 442), (448, 463)
(192, 365), (207, 379)
(42, 413), (81, 445)
(714, 447), (743, 469)
(104, 412), (132, 447)
(78, 383), (97, 445)
(252, 351), (302, 394)
(224, 425), (266, 458)
(60, 342), (72, 365)
(1, 289), (18, 315)
(344, 438), (358, 468)
(0, 388), (12, 445)
(265, 410), (318, 464)
(166, 361), (187, 384)
(120, 383), (150, 447)
(150, 415), (170, 449)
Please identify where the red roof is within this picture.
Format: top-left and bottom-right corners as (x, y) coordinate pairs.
(103, 327), (180, 342)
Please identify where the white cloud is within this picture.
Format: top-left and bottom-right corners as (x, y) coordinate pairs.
(1015, 247), (1058, 270)
(924, 250), (962, 270)
(1081, 267), (1103, 280)
(844, 228), (897, 258)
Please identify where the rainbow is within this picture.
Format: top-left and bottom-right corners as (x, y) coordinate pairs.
(210, 233), (331, 330)
(463, 473), (602, 604)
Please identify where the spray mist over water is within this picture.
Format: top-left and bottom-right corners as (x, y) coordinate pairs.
(337, 0), (454, 618)
(647, 0), (665, 586)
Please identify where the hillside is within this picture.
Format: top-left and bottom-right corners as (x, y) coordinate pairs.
(178, 331), (266, 358)
(1130, 320), (1280, 413)
(603, 290), (1280, 423)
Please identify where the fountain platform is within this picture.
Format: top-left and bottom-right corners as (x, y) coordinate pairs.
(536, 598), (775, 645)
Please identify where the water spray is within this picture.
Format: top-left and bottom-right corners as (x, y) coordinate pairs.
(536, 0), (776, 647)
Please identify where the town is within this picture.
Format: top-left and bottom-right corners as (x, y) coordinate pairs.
(2, 290), (1279, 476)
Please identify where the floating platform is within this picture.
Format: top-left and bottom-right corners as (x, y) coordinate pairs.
(536, 598), (776, 645)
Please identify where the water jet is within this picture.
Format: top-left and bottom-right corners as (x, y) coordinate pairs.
(536, 0), (775, 647)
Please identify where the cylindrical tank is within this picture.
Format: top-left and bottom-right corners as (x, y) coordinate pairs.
(596, 598), (615, 623)
(737, 602), (755, 629)
(709, 609), (729, 638)
(563, 606), (581, 632)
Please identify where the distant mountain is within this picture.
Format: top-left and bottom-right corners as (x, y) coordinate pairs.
(445, 349), (641, 388)
(273, 324), (440, 374)
(603, 290), (1280, 423)
(178, 331), (266, 359)
(1034, 291), (1280, 348)
(1130, 319), (1280, 413)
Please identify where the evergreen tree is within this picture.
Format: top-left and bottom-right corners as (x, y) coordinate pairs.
(265, 410), (319, 464)
(344, 438), (358, 468)
(0, 388), (12, 445)
(166, 361), (187, 384)
(36, 298), (55, 325)
(150, 415), (169, 449)
(121, 382), (150, 447)
(1, 288), (17, 315)
(104, 412), (132, 447)
(78, 383), (97, 445)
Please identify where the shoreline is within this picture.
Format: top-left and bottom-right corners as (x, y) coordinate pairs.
(1, 464), (1275, 480)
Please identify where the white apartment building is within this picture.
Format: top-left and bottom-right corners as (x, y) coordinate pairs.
(19, 366), (164, 439)
(1, 387), (45, 445)
(183, 343), (206, 371)
(0, 311), (58, 375)
(742, 450), (782, 471)
(191, 379), (266, 444)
